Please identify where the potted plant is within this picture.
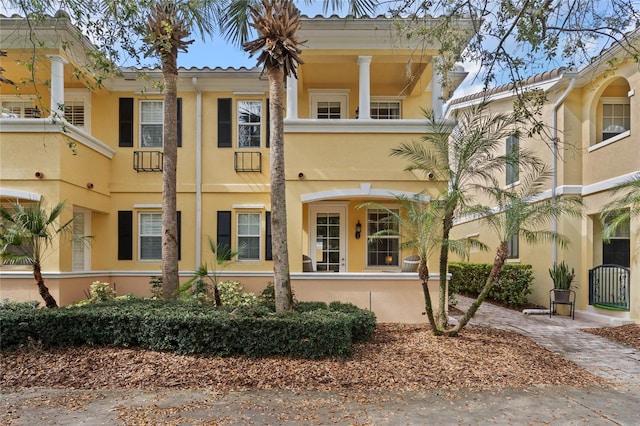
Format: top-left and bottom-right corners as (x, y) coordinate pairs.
(549, 261), (576, 303)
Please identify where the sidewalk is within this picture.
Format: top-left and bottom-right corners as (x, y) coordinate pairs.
(454, 296), (640, 385)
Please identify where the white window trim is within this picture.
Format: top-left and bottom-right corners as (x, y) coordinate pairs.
(237, 212), (262, 261)
(597, 96), (631, 146)
(589, 130), (631, 152)
(64, 88), (91, 132)
(139, 99), (164, 148)
(237, 99), (263, 148)
(309, 89), (350, 119)
(138, 212), (162, 261)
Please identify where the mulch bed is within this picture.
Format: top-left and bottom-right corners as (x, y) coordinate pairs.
(1, 324), (609, 394)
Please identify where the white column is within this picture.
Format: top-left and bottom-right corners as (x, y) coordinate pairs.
(357, 56), (372, 119)
(431, 56), (443, 119)
(47, 54), (68, 120)
(286, 75), (298, 119)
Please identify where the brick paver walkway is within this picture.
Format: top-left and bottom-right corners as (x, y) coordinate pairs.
(455, 296), (640, 385)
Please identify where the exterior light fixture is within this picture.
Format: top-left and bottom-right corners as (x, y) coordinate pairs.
(355, 220), (362, 239)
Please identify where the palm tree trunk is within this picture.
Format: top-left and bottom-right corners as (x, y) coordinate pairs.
(437, 209), (454, 329)
(161, 52), (179, 299)
(448, 241), (508, 336)
(269, 67), (293, 311)
(33, 263), (58, 308)
(418, 259), (442, 335)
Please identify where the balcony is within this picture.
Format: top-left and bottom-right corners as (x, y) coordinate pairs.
(234, 151), (262, 172)
(133, 151), (163, 172)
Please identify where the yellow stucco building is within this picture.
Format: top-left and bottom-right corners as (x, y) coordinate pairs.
(446, 29), (639, 324)
(0, 14), (472, 322)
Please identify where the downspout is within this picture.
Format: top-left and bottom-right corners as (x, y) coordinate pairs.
(551, 73), (576, 264)
(192, 77), (202, 268)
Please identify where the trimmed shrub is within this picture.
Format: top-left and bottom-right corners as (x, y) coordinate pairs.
(0, 298), (372, 358)
(449, 262), (534, 308)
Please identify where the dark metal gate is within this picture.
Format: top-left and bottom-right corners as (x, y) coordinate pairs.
(589, 264), (631, 310)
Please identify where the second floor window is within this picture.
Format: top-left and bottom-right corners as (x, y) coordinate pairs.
(1, 100), (39, 118)
(506, 135), (519, 185)
(64, 101), (85, 127)
(370, 101), (400, 119)
(238, 101), (261, 148)
(602, 101), (630, 141)
(140, 100), (163, 148)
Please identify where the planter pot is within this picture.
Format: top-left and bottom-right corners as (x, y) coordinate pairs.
(552, 289), (571, 303)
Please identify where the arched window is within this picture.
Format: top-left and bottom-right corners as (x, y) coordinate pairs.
(594, 77), (631, 146)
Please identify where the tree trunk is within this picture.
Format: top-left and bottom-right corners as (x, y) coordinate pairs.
(33, 263), (58, 308)
(269, 67), (293, 311)
(448, 240), (509, 336)
(161, 52), (179, 299)
(418, 258), (442, 335)
(437, 208), (454, 330)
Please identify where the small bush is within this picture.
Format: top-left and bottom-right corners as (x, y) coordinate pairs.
(218, 280), (259, 307)
(449, 262), (534, 308)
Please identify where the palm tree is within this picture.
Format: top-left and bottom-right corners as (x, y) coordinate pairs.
(131, 0), (219, 299)
(0, 200), (80, 308)
(242, 0), (304, 311)
(391, 104), (542, 330)
(600, 172), (640, 243)
(179, 236), (244, 306)
(231, 0), (374, 311)
(361, 195), (482, 333)
(447, 167), (583, 336)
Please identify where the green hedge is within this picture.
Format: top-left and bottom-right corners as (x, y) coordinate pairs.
(0, 298), (375, 358)
(449, 262), (534, 308)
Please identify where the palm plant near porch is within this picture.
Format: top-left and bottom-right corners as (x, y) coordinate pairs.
(0, 200), (82, 308)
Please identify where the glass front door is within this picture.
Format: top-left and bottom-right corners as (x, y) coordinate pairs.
(310, 204), (346, 272)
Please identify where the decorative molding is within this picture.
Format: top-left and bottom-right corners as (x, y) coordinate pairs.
(301, 185), (430, 203)
(285, 118), (454, 134)
(0, 189), (41, 201)
(0, 118), (115, 158)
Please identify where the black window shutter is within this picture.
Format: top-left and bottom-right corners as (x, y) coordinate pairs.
(117, 210), (133, 260)
(119, 98), (134, 147)
(218, 98), (232, 147)
(265, 211), (272, 260)
(177, 97), (182, 147)
(217, 211), (232, 260)
(177, 211), (182, 261)
(266, 98), (270, 148)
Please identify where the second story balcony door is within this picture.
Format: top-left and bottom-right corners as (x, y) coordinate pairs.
(309, 204), (347, 272)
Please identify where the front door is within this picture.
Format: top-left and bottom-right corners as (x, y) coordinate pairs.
(309, 204), (347, 272)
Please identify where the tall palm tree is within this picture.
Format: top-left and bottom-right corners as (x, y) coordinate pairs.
(447, 167), (583, 336)
(231, 0), (374, 311)
(242, 0), (304, 311)
(391, 104), (542, 329)
(0, 200), (79, 308)
(136, 0), (220, 299)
